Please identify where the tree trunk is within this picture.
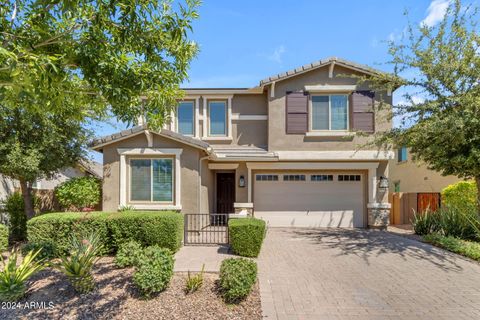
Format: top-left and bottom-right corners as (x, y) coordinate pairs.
(476, 176), (480, 214)
(19, 179), (35, 219)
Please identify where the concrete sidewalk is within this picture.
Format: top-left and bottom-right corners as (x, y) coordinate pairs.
(174, 245), (236, 272)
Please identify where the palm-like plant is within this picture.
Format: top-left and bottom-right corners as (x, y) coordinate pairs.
(56, 232), (103, 294)
(0, 249), (45, 301)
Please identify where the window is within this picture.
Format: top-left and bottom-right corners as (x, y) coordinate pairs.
(398, 147), (408, 162)
(130, 158), (173, 202)
(256, 174), (278, 181)
(311, 175), (333, 181)
(338, 175), (361, 181)
(394, 181), (401, 192)
(177, 101), (194, 135)
(311, 94), (348, 131)
(209, 101), (227, 136)
(283, 175), (306, 181)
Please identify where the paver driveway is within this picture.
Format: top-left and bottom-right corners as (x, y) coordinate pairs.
(258, 228), (480, 320)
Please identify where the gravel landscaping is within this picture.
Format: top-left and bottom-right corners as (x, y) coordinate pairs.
(1, 257), (262, 320)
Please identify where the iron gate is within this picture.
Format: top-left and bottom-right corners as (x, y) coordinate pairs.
(184, 213), (230, 245)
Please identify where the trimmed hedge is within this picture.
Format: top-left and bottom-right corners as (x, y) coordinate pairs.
(27, 211), (183, 255)
(0, 224), (8, 252)
(229, 218), (266, 257)
(220, 258), (257, 303)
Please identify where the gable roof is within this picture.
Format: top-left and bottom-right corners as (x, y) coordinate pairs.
(90, 125), (211, 152)
(259, 57), (386, 87)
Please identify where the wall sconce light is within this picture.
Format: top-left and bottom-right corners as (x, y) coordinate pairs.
(379, 176), (389, 191)
(239, 175), (245, 188)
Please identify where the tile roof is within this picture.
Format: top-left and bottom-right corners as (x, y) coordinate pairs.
(259, 57), (386, 86)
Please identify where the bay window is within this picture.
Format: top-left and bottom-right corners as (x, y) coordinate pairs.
(311, 94), (349, 131)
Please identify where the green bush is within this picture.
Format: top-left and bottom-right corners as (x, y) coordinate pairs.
(27, 211), (183, 255)
(0, 224), (8, 252)
(3, 192), (27, 242)
(442, 181), (478, 212)
(108, 211), (183, 251)
(436, 206), (478, 240)
(412, 210), (440, 235)
(0, 249), (45, 301)
(21, 242), (56, 261)
(55, 176), (101, 211)
(219, 258), (257, 303)
(115, 240), (143, 268)
(424, 233), (480, 261)
(133, 246), (174, 298)
(229, 218), (266, 257)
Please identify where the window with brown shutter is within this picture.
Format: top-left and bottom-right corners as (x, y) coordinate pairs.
(350, 91), (375, 133)
(286, 91), (308, 134)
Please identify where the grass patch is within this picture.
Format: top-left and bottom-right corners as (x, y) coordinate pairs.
(423, 233), (480, 261)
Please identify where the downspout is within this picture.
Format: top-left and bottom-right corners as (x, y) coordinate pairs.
(198, 147), (214, 213)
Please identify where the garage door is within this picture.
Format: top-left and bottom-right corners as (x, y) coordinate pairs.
(254, 172), (365, 228)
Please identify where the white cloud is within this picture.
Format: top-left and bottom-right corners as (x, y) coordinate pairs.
(421, 0), (451, 27)
(267, 45), (286, 64)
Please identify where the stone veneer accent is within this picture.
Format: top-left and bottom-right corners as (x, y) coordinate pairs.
(367, 203), (391, 229)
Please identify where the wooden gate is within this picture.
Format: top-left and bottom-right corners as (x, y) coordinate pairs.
(417, 193), (441, 213)
(389, 192), (441, 225)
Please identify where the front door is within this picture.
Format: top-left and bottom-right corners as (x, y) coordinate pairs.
(216, 172), (235, 214)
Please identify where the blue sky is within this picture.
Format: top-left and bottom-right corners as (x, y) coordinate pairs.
(89, 0), (454, 162)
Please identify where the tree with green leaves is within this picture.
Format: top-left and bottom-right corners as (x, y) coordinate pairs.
(0, 0), (200, 218)
(364, 0), (480, 208)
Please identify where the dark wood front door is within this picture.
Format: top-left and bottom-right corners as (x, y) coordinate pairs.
(216, 173), (235, 214)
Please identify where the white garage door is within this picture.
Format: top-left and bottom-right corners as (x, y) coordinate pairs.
(254, 172), (365, 228)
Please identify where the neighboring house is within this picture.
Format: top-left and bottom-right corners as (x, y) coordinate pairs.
(389, 146), (460, 193)
(388, 147), (462, 224)
(91, 57), (397, 228)
(0, 160), (103, 201)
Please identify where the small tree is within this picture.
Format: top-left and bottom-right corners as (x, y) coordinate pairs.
(364, 0), (480, 209)
(55, 176), (101, 211)
(0, 0), (200, 218)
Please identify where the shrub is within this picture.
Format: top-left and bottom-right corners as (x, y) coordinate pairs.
(229, 218), (266, 257)
(442, 181), (478, 212)
(412, 210), (440, 235)
(0, 224), (7, 252)
(55, 176), (101, 211)
(115, 240), (143, 268)
(219, 258), (257, 303)
(436, 206), (478, 240)
(185, 264), (204, 294)
(133, 246), (174, 298)
(3, 192), (27, 242)
(424, 233), (480, 261)
(0, 249), (44, 301)
(21, 242), (56, 262)
(107, 211), (183, 252)
(55, 232), (103, 294)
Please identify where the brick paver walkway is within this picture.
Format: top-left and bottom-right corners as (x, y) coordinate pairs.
(258, 228), (480, 320)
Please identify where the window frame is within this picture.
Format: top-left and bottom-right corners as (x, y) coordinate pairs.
(398, 147), (408, 163)
(176, 100), (195, 136)
(128, 157), (174, 204)
(309, 94), (349, 132)
(208, 100), (228, 137)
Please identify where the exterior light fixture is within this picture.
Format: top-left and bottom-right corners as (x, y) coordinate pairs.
(378, 176), (389, 191)
(239, 175), (245, 188)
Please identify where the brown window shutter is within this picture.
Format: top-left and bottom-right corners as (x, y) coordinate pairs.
(286, 91), (308, 134)
(351, 91), (375, 133)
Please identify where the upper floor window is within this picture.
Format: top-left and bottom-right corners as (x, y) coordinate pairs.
(311, 94), (348, 131)
(398, 147), (407, 162)
(177, 101), (194, 135)
(208, 101), (227, 136)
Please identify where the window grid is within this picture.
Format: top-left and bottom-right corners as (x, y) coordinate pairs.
(338, 174), (361, 182)
(283, 175), (306, 181)
(311, 175), (333, 181)
(256, 175), (279, 181)
(311, 94), (349, 131)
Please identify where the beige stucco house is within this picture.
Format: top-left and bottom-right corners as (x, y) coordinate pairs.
(91, 57), (397, 228)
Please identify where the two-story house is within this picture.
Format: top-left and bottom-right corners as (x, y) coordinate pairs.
(91, 57), (395, 228)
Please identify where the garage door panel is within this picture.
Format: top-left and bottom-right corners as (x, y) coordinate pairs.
(254, 172), (365, 228)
